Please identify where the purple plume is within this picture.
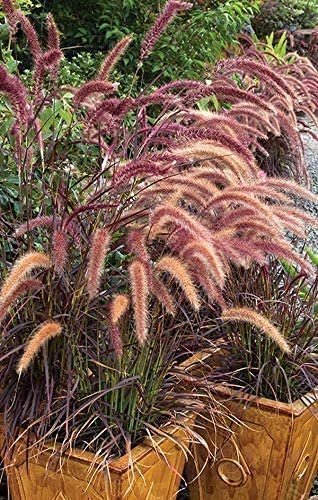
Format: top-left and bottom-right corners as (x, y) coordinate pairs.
(74, 81), (117, 107)
(0, 66), (29, 126)
(140, 0), (192, 60)
(2, 0), (18, 33)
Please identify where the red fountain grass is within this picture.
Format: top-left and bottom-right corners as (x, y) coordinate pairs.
(0, 0), (318, 470)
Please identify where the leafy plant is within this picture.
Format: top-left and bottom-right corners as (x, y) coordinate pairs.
(28, 0), (260, 85)
(263, 31), (289, 60)
(253, 0), (318, 39)
(58, 51), (104, 86)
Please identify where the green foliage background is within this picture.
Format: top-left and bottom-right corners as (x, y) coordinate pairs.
(0, 0), (40, 17)
(27, 0), (260, 84)
(253, 0), (318, 39)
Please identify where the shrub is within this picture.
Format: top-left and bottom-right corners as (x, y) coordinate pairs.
(27, 0), (260, 84)
(58, 51), (104, 87)
(253, 0), (318, 39)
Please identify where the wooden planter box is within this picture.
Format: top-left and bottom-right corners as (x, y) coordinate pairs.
(0, 419), (191, 499)
(185, 351), (318, 500)
(0, 356), (198, 500)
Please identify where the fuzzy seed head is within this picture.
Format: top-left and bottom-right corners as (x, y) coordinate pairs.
(17, 321), (62, 375)
(149, 275), (176, 315)
(129, 259), (149, 345)
(46, 13), (60, 50)
(0, 252), (51, 300)
(156, 255), (200, 311)
(222, 307), (290, 353)
(74, 81), (117, 107)
(110, 294), (129, 325)
(98, 35), (133, 80)
(0, 278), (43, 326)
(109, 323), (123, 359)
(86, 228), (110, 300)
(52, 230), (68, 274)
(14, 216), (57, 237)
(140, 0), (192, 60)
(181, 240), (225, 287)
(16, 10), (42, 61)
(150, 203), (211, 242)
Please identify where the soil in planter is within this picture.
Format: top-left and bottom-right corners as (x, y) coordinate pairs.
(0, 462), (7, 500)
(311, 475), (318, 497)
(177, 479), (189, 499)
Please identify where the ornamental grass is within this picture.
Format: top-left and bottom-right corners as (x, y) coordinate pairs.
(0, 0), (317, 471)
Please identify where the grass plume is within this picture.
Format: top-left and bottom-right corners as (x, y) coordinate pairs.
(109, 323), (123, 358)
(129, 259), (149, 345)
(156, 255), (200, 311)
(0, 252), (51, 300)
(0, 278), (43, 326)
(86, 228), (110, 300)
(52, 230), (68, 274)
(98, 35), (133, 80)
(17, 321), (62, 375)
(222, 307), (290, 353)
(110, 294), (129, 324)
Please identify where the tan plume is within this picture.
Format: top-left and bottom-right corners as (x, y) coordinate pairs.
(110, 294), (129, 324)
(173, 141), (257, 179)
(86, 228), (110, 300)
(149, 275), (176, 315)
(181, 240), (225, 286)
(0, 252), (51, 300)
(222, 307), (290, 353)
(17, 321), (62, 375)
(129, 259), (149, 345)
(156, 256), (200, 311)
(0, 278), (43, 326)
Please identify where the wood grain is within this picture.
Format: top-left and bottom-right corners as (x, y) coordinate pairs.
(185, 351), (318, 500)
(0, 418), (191, 499)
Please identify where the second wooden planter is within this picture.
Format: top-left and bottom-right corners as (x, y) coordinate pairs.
(185, 351), (318, 500)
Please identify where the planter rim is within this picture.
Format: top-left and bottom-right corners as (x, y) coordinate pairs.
(28, 421), (185, 473)
(183, 349), (318, 417)
(0, 413), (192, 474)
(0, 354), (195, 473)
